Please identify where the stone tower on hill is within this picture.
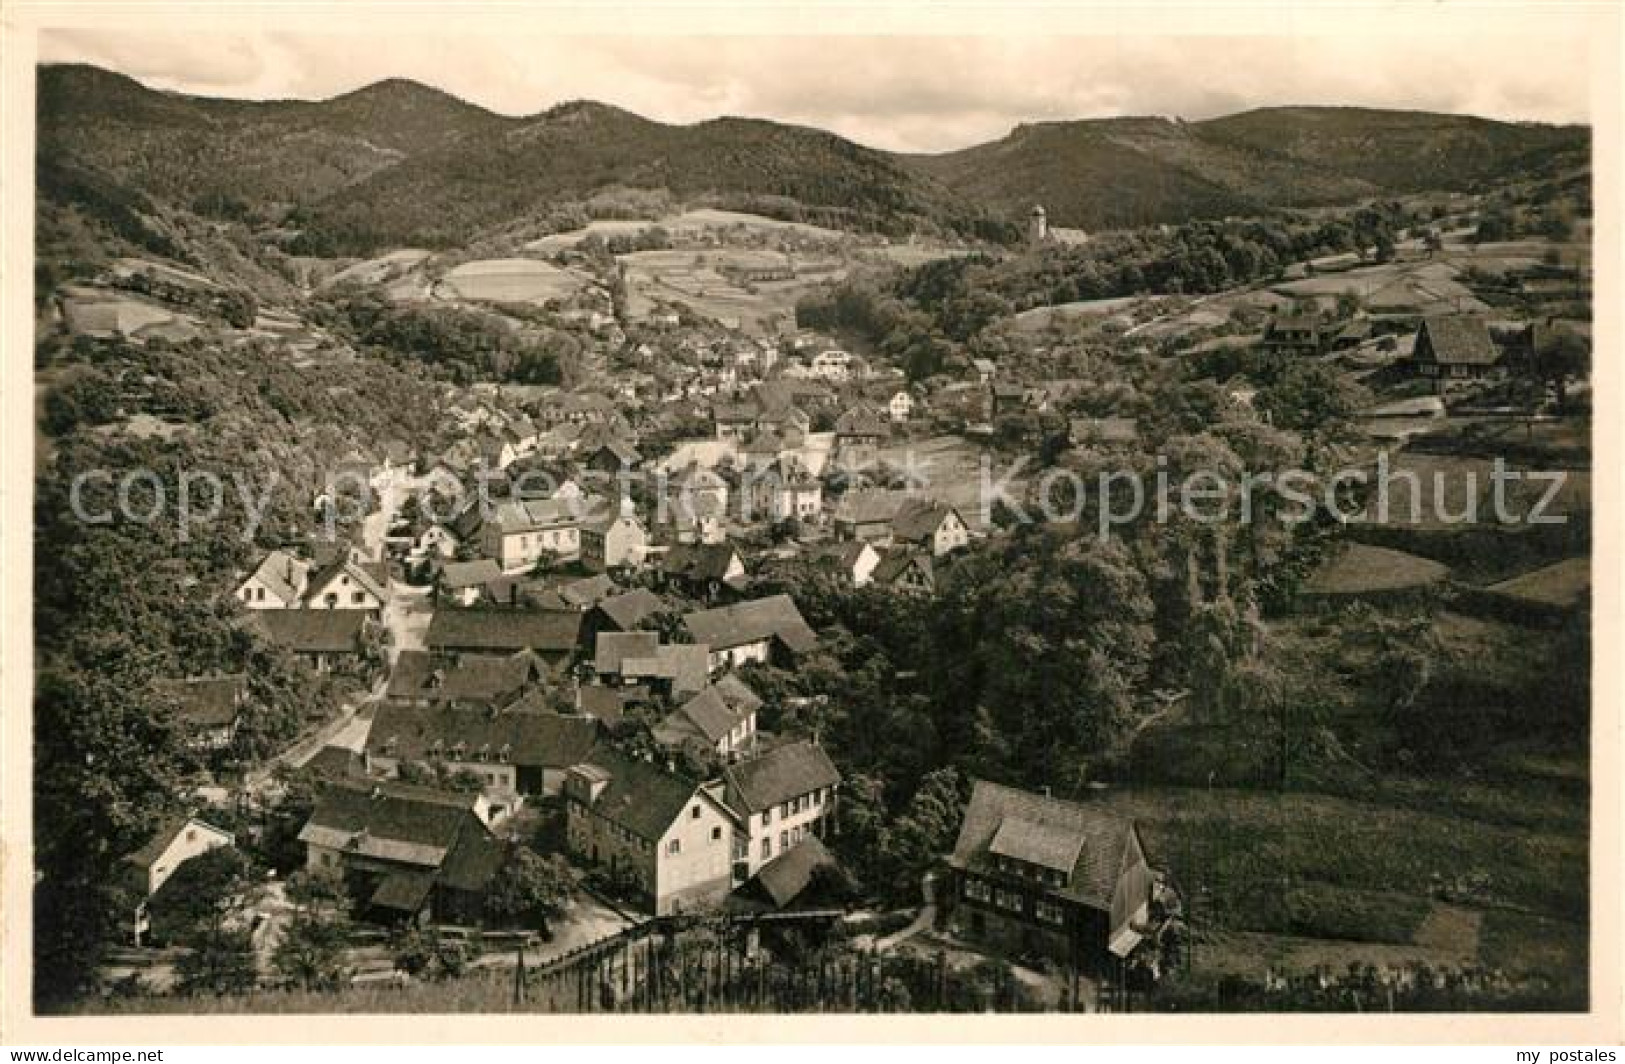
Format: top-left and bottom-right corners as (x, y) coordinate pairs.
(1029, 204), (1049, 244)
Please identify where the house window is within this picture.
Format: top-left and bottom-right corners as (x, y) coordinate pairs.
(964, 878), (991, 903)
(1035, 901), (1065, 926)
(761, 837), (772, 860)
(779, 830), (788, 851)
(691, 805), (702, 819)
(352, 591), (367, 605)
(996, 889), (1024, 913)
(667, 839), (681, 856)
(813, 790), (822, 807)
(762, 808), (772, 826)
(711, 826), (722, 841)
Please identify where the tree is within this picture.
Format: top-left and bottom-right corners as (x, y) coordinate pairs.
(175, 928), (259, 997)
(1257, 361), (1371, 436)
(485, 849), (576, 929)
(146, 846), (257, 945)
(273, 911), (350, 991)
(1535, 329), (1591, 415)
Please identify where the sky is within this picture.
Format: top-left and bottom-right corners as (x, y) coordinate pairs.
(38, 24), (1594, 154)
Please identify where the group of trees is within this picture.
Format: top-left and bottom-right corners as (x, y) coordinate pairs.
(315, 292), (572, 386)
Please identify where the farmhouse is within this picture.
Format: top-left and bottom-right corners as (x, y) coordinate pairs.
(1409, 316), (1501, 382)
(871, 549), (936, 594)
(563, 751), (737, 916)
(154, 675), (246, 751)
(434, 558), (504, 607)
(424, 609), (583, 672)
(384, 650), (537, 708)
(943, 781), (1154, 973)
(482, 497), (595, 571)
(808, 539), (882, 588)
(250, 610), (371, 672)
(299, 780), (504, 926)
(683, 594), (818, 673)
(660, 542), (748, 601)
(1263, 314), (1324, 356)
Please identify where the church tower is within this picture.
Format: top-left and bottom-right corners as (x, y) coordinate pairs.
(1029, 203), (1048, 244)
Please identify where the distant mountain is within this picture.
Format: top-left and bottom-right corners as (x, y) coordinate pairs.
(912, 108), (1588, 231)
(37, 64), (1590, 256)
(38, 64), (509, 213)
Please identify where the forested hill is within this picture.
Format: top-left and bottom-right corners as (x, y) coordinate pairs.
(909, 107), (1589, 231)
(39, 63), (1588, 254)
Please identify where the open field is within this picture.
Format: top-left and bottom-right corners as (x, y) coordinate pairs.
(324, 248), (432, 288)
(1010, 296), (1144, 332)
(620, 248), (847, 331)
(1302, 542), (1449, 597)
(437, 258), (591, 304)
(60, 286), (198, 340)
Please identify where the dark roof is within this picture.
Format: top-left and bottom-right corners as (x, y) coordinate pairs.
(751, 835), (837, 909)
(302, 745), (367, 781)
(658, 685), (751, 746)
(1417, 316), (1499, 366)
(557, 574), (618, 609)
(834, 490), (907, 526)
(576, 684), (646, 725)
(438, 559), (503, 590)
(683, 595), (817, 655)
(252, 609), (368, 654)
(596, 631), (659, 674)
(712, 674), (763, 716)
(891, 498), (959, 542)
(386, 650), (534, 705)
(948, 780), (1144, 910)
(810, 540), (875, 571)
(723, 741), (840, 814)
(593, 588), (665, 632)
(154, 675), (244, 728)
(835, 405), (888, 438)
(244, 550), (309, 603)
(126, 816), (232, 870)
(367, 704), (601, 770)
(298, 780), (491, 870)
(1267, 314), (1322, 336)
(370, 868), (436, 912)
(663, 543), (745, 585)
(872, 550), (934, 587)
(305, 557), (389, 605)
(426, 609), (582, 654)
(570, 748), (709, 842)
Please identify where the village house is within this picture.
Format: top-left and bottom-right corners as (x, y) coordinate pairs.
(943, 780), (1155, 973)
(659, 541), (748, 601)
(891, 497), (971, 557)
(580, 497), (651, 572)
(250, 610), (371, 672)
(652, 675), (763, 759)
(833, 492), (968, 556)
(990, 382), (1030, 419)
(722, 741), (841, 878)
(384, 650), (538, 709)
(154, 674), (246, 752)
(620, 643), (712, 700)
(888, 390), (916, 423)
(808, 349), (855, 382)
(747, 460), (823, 524)
(1263, 314), (1325, 356)
(809, 539), (882, 588)
(303, 555), (390, 614)
(424, 609), (583, 674)
(683, 594), (818, 674)
(236, 549), (310, 610)
(972, 358), (998, 384)
(482, 497), (597, 572)
(833, 405), (889, 471)
(586, 588), (666, 637)
(366, 703), (602, 806)
(298, 780), (505, 926)
(664, 466), (730, 540)
(434, 558), (505, 607)
(1409, 315), (1501, 384)
(871, 549), (937, 595)
(125, 816), (235, 945)
(594, 631), (661, 684)
(582, 438), (643, 473)
(732, 835), (842, 913)
(563, 750), (737, 916)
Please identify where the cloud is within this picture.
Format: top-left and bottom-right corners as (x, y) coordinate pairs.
(38, 27), (1591, 153)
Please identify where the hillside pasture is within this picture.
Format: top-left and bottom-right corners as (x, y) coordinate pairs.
(323, 248), (432, 288)
(60, 288), (198, 341)
(619, 247), (847, 331)
(437, 258), (590, 304)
